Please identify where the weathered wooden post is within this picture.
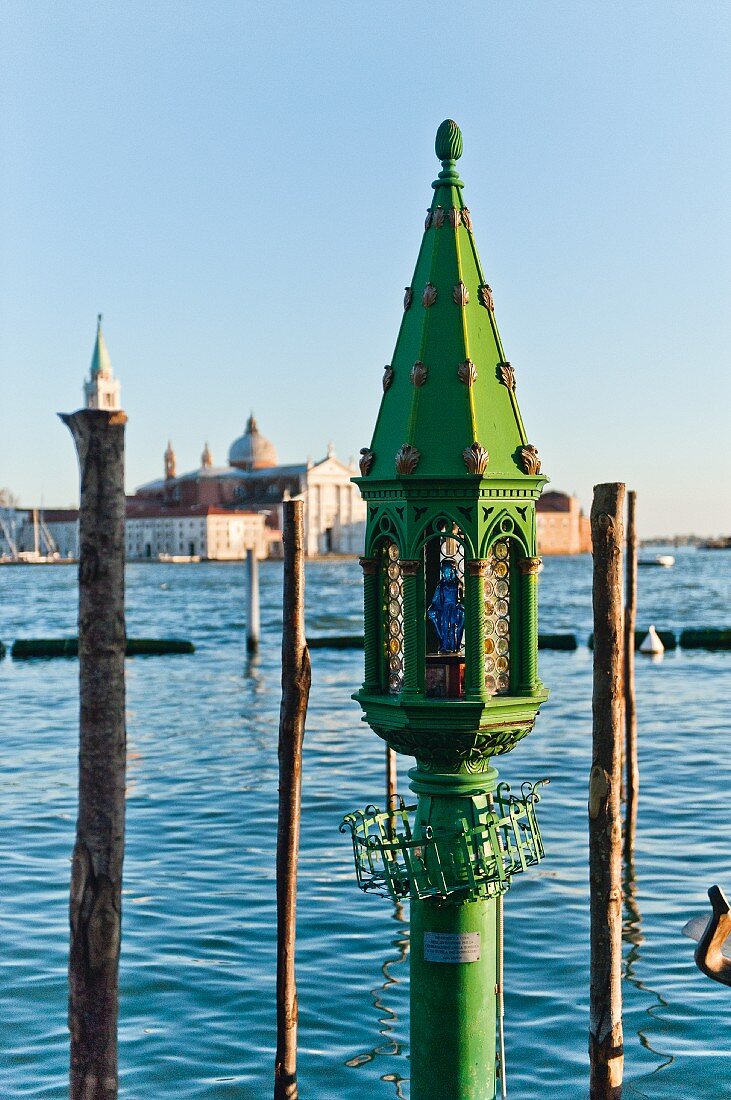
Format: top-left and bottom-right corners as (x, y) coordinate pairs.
(341, 121), (550, 1100)
(60, 406), (128, 1100)
(274, 500), (311, 1100)
(589, 482), (625, 1099)
(623, 491), (638, 863)
(246, 546), (261, 654)
(386, 746), (397, 807)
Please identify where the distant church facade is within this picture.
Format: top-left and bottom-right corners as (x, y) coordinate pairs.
(131, 416), (366, 558)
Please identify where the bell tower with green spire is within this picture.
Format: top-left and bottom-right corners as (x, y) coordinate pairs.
(342, 121), (550, 1100)
(84, 314), (121, 411)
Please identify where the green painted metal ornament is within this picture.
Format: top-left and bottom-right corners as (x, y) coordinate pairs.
(353, 115), (548, 770)
(342, 120), (550, 1100)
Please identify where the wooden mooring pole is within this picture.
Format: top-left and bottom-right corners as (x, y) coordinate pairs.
(624, 490), (638, 864)
(275, 500), (311, 1100)
(589, 482), (625, 1099)
(60, 409), (128, 1100)
(386, 746), (397, 808)
(246, 546), (260, 654)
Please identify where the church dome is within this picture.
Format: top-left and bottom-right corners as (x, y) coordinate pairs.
(228, 415), (278, 470)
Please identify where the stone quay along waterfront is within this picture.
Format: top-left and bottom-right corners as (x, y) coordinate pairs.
(341, 120), (550, 1100)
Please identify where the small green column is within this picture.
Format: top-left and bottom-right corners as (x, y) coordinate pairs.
(345, 120), (550, 1100)
(518, 556), (542, 695)
(409, 766), (499, 1100)
(359, 556), (381, 692)
(465, 560), (489, 702)
(400, 559), (421, 696)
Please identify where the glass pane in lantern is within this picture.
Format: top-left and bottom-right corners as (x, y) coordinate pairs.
(382, 540), (404, 693)
(484, 539), (511, 695)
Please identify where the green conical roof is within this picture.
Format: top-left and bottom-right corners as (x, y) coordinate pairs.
(90, 313), (112, 378)
(364, 121), (540, 484)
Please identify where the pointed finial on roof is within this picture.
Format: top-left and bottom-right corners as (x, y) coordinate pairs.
(201, 441), (213, 468)
(90, 315), (112, 379)
(361, 119), (540, 483)
(434, 119), (464, 189)
(327, 441), (335, 459)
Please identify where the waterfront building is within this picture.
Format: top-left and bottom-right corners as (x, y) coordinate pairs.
(83, 315), (121, 411)
(536, 490), (591, 554)
(133, 416), (366, 556)
(0, 507), (79, 560)
(7, 319), (366, 562)
(124, 502), (267, 561)
(22, 509), (79, 558)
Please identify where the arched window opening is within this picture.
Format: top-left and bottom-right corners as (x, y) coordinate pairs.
(424, 525), (465, 698)
(484, 538), (511, 695)
(381, 539), (404, 694)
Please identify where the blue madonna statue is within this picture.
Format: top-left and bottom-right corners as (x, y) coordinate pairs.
(427, 558), (465, 653)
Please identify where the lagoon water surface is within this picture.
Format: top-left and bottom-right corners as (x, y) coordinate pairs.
(1, 550), (730, 1098)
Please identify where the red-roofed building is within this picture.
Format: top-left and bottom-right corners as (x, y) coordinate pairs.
(124, 503), (268, 561)
(536, 492), (591, 555)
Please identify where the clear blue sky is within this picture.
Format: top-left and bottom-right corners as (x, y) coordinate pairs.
(1, 1), (729, 536)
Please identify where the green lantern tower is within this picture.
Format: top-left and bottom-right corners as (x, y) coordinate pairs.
(341, 121), (549, 1100)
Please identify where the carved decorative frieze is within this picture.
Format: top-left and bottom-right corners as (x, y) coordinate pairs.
(449, 207), (461, 229)
(498, 362), (516, 391)
(422, 282), (437, 308)
(461, 208), (473, 231)
(457, 359), (478, 386)
(463, 442), (490, 475)
(359, 448), (375, 476)
(424, 209), (433, 230)
(453, 281), (469, 306)
(479, 284), (495, 311)
(518, 556), (543, 576)
(383, 365), (394, 392)
(404, 287), (413, 311)
(359, 557), (378, 576)
(395, 443), (421, 475)
(432, 206), (445, 229)
(410, 361), (428, 387)
(520, 445), (541, 475)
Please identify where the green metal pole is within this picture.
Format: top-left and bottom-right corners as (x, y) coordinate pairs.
(409, 766), (500, 1100)
(465, 560), (490, 703)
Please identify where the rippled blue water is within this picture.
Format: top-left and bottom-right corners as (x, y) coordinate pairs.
(1, 548), (729, 1098)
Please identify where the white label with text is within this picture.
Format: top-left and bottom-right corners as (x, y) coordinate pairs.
(423, 931), (481, 963)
